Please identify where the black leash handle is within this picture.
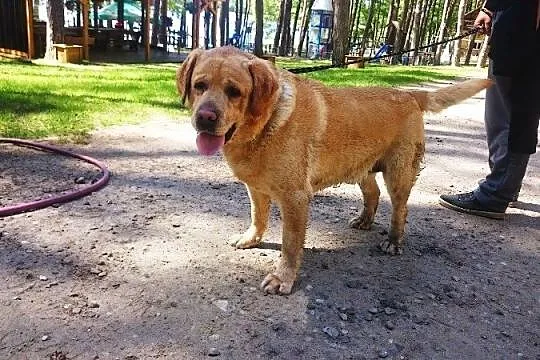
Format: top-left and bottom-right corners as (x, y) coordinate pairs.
(287, 27), (481, 74)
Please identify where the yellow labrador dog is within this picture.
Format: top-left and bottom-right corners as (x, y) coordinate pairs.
(177, 46), (490, 295)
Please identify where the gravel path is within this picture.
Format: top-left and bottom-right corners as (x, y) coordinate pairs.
(1, 82), (538, 360)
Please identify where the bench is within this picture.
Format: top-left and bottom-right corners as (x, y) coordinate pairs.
(53, 44), (83, 63)
(345, 54), (365, 68)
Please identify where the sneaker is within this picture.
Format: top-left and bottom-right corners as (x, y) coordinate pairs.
(439, 192), (506, 219)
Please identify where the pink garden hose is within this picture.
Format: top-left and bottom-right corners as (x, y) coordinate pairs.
(0, 138), (110, 217)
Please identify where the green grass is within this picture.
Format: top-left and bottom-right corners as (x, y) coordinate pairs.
(0, 59), (186, 139)
(0, 57), (483, 139)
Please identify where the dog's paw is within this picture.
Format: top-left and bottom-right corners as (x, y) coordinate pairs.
(229, 233), (263, 249)
(379, 240), (403, 255)
(260, 273), (293, 295)
(349, 213), (373, 230)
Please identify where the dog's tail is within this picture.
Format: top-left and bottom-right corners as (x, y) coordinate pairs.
(410, 79), (492, 113)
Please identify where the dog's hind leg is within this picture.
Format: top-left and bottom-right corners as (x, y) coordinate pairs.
(230, 186), (271, 249)
(261, 190), (310, 295)
(349, 173), (380, 230)
(379, 143), (424, 255)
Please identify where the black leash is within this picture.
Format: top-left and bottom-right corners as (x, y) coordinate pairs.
(287, 27), (480, 74)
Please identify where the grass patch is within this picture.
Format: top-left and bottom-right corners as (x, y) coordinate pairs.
(0, 59), (186, 139)
(0, 57), (483, 139)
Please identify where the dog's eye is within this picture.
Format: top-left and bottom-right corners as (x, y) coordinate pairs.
(194, 81), (208, 92)
(225, 85), (241, 99)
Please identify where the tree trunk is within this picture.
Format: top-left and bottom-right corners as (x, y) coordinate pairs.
(332, 0), (351, 66)
(161, 0), (168, 49)
(409, 0), (424, 64)
(220, 0), (229, 45)
(360, 0), (377, 54)
(45, 0), (64, 60)
(385, 0), (398, 45)
(254, 0), (264, 56)
(392, 0), (409, 64)
(235, 0), (243, 36)
(290, 0), (302, 55)
(476, 35), (489, 68)
(417, 0), (434, 52)
(451, 0), (466, 66)
(434, 0), (453, 65)
(464, 32), (477, 65)
(151, 0), (161, 46)
(348, 0), (361, 48)
(297, 0), (314, 56)
(278, 0), (293, 55)
(274, 0), (285, 53)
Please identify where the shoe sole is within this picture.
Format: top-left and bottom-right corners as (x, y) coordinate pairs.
(438, 198), (505, 220)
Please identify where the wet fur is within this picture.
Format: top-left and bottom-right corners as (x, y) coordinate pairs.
(177, 47), (492, 295)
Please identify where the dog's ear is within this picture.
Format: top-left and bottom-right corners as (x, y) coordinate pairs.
(177, 49), (203, 105)
(248, 60), (279, 118)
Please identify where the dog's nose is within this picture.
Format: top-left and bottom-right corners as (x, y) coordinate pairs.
(195, 104), (219, 132)
(197, 109), (217, 122)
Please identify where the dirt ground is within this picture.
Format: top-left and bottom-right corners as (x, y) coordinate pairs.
(1, 81), (539, 360)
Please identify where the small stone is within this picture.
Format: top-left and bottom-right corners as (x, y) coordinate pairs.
(384, 307), (396, 315)
(75, 177), (86, 184)
(385, 321), (395, 330)
(88, 301), (100, 308)
(39, 275), (48, 281)
(451, 276), (460, 282)
(45, 281), (59, 288)
(305, 285), (313, 291)
(339, 313), (348, 321)
(209, 334), (220, 341)
(378, 350), (389, 358)
(41, 335), (49, 341)
(501, 331), (511, 338)
(322, 326), (340, 338)
(368, 307), (379, 314)
(213, 300), (229, 312)
(72, 307), (82, 314)
(98, 271), (107, 278)
(208, 347), (220, 356)
(13, 296), (21, 300)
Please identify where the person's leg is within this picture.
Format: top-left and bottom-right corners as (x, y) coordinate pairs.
(476, 62), (529, 206)
(439, 62), (529, 218)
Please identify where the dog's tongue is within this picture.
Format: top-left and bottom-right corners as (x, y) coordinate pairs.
(196, 133), (225, 156)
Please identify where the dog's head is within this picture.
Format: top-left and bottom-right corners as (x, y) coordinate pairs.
(177, 47), (280, 156)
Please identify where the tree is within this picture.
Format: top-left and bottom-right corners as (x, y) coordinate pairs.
(273, 0), (285, 52)
(451, 0), (466, 66)
(392, 0), (410, 63)
(434, 0), (454, 65)
(409, 0), (425, 64)
(360, 0), (377, 54)
(278, 0), (293, 55)
(332, 0), (351, 66)
(151, 0), (161, 46)
(476, 35), (489, 68)
(45, 0), (64, 60)
(384, 0), (398, 45)
(254, 0), (264, 56)
(296, 0), (315, 56)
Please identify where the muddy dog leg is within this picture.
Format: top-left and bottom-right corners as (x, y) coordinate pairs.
(230, 186), (271, 249)
(261, 190), (310, 295)
(349, 173), (380, 230)
(379, 144), (424, 255)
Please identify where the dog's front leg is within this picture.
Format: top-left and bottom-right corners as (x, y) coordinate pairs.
(230, 186), (271, 249)
(261, 190), (310, 295)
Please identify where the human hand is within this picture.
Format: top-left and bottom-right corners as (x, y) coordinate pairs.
(474, 9), (492, 34)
